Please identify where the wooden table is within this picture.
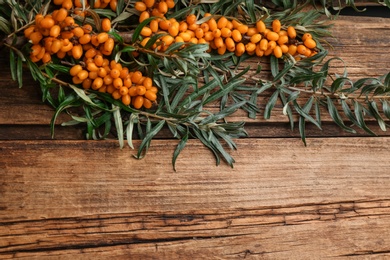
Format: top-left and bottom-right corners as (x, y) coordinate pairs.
(1, 7), (390, 259)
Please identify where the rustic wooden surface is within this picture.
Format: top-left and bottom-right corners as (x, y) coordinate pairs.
(1, 9), (390, 259)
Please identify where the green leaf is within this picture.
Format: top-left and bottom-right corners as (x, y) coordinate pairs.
(326, 96), (356, 133)
(136, 120), (166, 159)
(368, 101), (386, 132)
(113, 105), (124, 149)
(9, 49), (16, 81)
(382, 100), (390, 120)
(354, 100), (376, 136)
(50, 94), (81, 138)
(126, 113), (138, 149)
(293, 98), (321, 130)
(245, 0), (256, 22)
(270, 55), (279, 77)
(383, 72), (390, 89)
(16, 54), (23, 88)
(132, 17), (155, 43)
(172, 131), (189, 171)
(264, 90), (279, 119)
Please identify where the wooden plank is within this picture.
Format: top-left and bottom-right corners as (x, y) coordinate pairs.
(1, 137), (390, 258)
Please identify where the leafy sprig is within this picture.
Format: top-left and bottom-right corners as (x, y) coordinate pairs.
(1, 0), (389, 169)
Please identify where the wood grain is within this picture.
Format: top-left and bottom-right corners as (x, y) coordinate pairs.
(1, 138), (390, 258)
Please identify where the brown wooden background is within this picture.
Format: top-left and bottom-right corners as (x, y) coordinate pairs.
(1, 5), (390, 259)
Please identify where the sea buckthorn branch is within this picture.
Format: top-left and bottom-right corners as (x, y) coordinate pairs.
(2, 0), (390, 168)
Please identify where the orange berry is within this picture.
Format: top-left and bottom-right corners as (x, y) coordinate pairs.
(225, 37), (235, 52)
(49, 25), (61, 38)
(72, 45), (83, 59)
(110, 69), (121, 79)
(273, 45), (283, 58)
(92, 77), (104, 90)
(221, 27), (231, 38)
(131, 71), (143, 84)
(235, 42), (245, 57)
(55, 8), (68, 22)
(302, 33), (312, 41)
(139, 11), (150, 23)
(113, 78), (123, 89)
(186, 14), (197, 25)
(72, 76), (84, 84)
(42, 52), (51, 63)
(89, 71), (98, 80)
(237, 24), (248, 34)
(150, 19), (159, 32)
(266, 31), (279, 41)
(288, 45), (297, 55)
(144, 90), (157, 101)
(87, 62), (99, 72)
(104, 38), (115, 53)
(102, 18), (112, 32)
(129, 86), (138, 96)
(143, 98), (153, 109)
(304, 38), (316, 49)
(256, 20), (266, 33)
(40, 17), (55, 29)
(277, 35), (289, 45)
(29, 32), (43, 45)
(245, 42), (256, 52)
(60, 41), (73, 52)
(79, 34), (92, 45)
(250, 33), (262, 44)
(158, 1), (168, 14)
(214, 37), (224, 48)
(82, 78), (92, 89)
(166, 0), (175, 8)
(259, 39), (268, 51)
(64, 16), (75, 26)
(207, 18), (217, 31)
(112, 90), (121, 100)
(140, 27), (152, 37)
(200, 23), (209, 32)
(280, 44), (289, 53)
(110, 0), (118, 11)
(133, 95), (144, 109)
(212, 28), (221, 38)
(135, 1), (147, 11)
(217, 16), (228, 29)
(168, 24), (179, 37)
(195, 28), (204, 39)
(82, 24), (93, 34)
(73, 26), (84, 38)
(104, 75), (113, 85)
(85, 48), (97, 58)
(297, 44), (307, 55)
(122, 94), (131, 105)
(77, 70), (89, 80)
(272, 19), (281, 33)
(246, 27), (257, 37)
(143, 0), (155, 8)
(97, 32), (109, 43)
(158, 19), (170, 31)
(161, 35), (174, 46)
(98, 67), (107, 78)
(51, 39), (62, 53)
(136, 85), (146, 95)
(287, 26), (296, 39)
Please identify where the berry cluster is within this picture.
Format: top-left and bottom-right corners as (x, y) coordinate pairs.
(140, 14), (318, 59)
(53, 0), (118, 12)
(70, 60), (157, 109)
(24, 7), (158, 110)
(135, 0), (176, 22)
(24, 8), (114, 64)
